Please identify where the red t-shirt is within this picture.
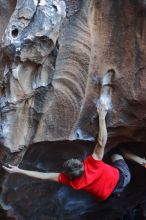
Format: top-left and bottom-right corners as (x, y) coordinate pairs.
(58, 155), (119, 201)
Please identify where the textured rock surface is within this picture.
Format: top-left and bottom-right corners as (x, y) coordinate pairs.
(0, 0), (16, 41)
(1, 0), (146, 152)
(1, 0), (146, 219)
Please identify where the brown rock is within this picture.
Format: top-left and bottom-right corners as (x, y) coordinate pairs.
(1, 0), (146, 219)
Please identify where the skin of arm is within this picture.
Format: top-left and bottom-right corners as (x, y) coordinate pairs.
(2, 165), (59, 182)
(122, 149), (146, 167)
(92, 103), (108, 160)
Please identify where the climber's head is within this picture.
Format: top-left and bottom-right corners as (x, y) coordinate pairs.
(63, 158), (84, 180)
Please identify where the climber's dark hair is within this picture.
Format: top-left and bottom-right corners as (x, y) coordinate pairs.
(63, 158), (84, 180)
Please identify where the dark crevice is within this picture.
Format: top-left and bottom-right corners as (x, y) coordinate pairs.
(52, 5), (57, 11)
(11, 28), (19, 38)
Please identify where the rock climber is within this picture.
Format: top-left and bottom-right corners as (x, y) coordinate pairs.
(3, 100), (131, 201)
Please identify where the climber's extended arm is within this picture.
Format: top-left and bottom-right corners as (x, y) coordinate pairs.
(2, 165), (59, 182)
(92, 103), (108, 160)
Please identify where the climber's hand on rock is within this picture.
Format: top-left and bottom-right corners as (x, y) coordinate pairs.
(97, 102), (108, 119)
(2, 164), (20, 173)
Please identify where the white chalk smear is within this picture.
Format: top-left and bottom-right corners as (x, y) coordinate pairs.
(76, 128), (95, 141)
(102, 72), (112, 85)
(53, 0), (66, 17)
(96, 94), (112, 110)
(39, 0), (47, 6)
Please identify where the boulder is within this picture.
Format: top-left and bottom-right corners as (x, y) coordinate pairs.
(1, 0), (146, 219)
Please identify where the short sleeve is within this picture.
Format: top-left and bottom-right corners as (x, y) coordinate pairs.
(58, 172), (70, 185)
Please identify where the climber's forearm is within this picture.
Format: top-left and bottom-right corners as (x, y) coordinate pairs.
(3, 164), (59, 181)
(19, 169), (59, 181)
(92, 116), (107, 160)
(98, 117), (108, 148)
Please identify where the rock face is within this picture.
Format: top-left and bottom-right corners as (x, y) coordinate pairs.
(1, 0), (146, 219)
(1, 0), (146, 152)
